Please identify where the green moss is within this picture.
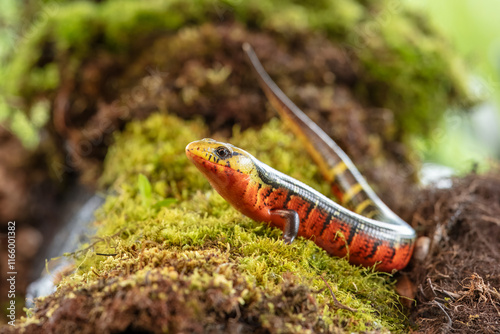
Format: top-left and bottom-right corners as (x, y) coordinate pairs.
(17, 113), (409, 332)
(99, 113), (209, 196)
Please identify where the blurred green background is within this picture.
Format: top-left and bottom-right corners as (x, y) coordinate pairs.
(1, 0), (499, 173)
(408, 0), (500, 172)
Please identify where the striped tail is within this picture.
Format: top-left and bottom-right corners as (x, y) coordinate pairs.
(243, 43), (396, 221)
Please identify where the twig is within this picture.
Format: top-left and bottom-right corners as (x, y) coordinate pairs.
(489, 292), (500, 316)
(432, 300), (452, 330)
(428, 277), (437, 296)
(480, 215), (500, 226)
(434, 288), (460, 300)
(320, 275), (357, 313)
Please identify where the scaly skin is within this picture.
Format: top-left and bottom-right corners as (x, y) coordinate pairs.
(186, 139), (415, 272)
(243, 43), (395, 220)
(185, 44), (416, 272)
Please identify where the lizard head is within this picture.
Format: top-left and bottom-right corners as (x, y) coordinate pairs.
(186, 138), (258, 193)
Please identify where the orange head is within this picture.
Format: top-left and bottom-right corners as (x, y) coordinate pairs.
(186, 139), (261, 207)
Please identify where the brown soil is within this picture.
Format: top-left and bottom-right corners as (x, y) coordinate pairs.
(1, 21), (499, 332)
(405, 170), (500, 333)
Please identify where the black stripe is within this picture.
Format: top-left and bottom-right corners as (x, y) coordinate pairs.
(344, 219), (358, 249)
(303, 202), (320, 231)
(283, 191), (293, 209)
(303, 202), (315, 221)
(365, 240), (381, 259)
(383, 242), (397, 262)
(256, 164), (276, 186)
(320, 212), (333, 235)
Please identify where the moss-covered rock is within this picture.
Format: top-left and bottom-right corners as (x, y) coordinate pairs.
(10, 114), (409, 333)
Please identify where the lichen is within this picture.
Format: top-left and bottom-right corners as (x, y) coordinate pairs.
(13, 113), (409, 333)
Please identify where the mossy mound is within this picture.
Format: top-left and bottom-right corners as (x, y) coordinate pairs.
(9, 114), (409, 333)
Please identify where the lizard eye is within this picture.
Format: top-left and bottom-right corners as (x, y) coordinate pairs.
(215, 146), (231, 159)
